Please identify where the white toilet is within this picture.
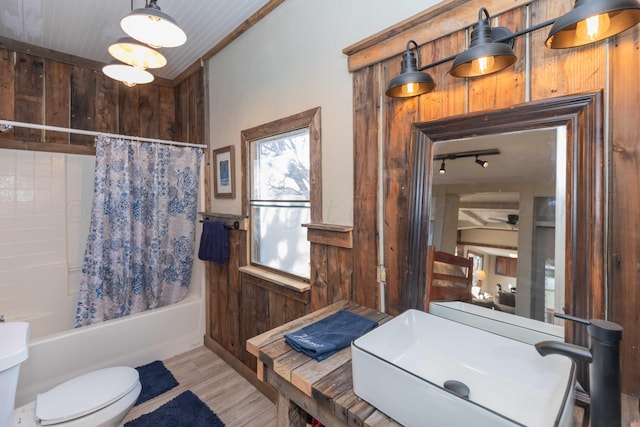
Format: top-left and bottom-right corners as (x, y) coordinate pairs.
(1, 322), (141, 427)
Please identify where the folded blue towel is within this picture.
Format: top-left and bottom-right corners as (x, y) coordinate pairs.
(284, 310), (377, 361)
(198, 221), (229, 264)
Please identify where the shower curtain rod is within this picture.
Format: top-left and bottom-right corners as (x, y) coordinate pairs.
(0, 119), (207, 149)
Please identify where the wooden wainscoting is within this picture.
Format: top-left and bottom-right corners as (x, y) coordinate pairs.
(204, 222), (355, 396)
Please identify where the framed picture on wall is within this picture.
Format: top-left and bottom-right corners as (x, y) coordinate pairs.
(213, 145), (235, 199)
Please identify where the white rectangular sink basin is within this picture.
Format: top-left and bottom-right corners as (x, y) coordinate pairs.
(429, 301), (564, 345)
(352, 309), (575, 427)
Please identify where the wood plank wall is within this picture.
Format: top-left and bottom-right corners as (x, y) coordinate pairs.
(0, 42), (354, 383)
(205, 228), (323, 373)
(204, 225), (354, 374)
(348, 0), (640, 395)
(0, 48), (205, 154)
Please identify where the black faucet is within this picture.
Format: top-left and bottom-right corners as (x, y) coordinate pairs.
(535, 313), (623, 427)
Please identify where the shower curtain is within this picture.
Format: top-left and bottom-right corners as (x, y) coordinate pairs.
(75, 135), (202, 327)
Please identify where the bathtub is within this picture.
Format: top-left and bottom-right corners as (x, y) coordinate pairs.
(14, 271), (205, 407)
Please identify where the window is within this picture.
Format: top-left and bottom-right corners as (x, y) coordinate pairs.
(241, 108), (321, 279)
(467, 250), (484, 287)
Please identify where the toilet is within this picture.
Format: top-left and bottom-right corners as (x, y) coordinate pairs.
(1, 322), (141, 427)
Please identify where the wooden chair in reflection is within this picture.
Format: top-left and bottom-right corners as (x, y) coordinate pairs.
(425, 246), (474, 311)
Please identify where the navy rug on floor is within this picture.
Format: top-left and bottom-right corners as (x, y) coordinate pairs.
(135, 360), (179, 405)
(125, 390), (225, 427)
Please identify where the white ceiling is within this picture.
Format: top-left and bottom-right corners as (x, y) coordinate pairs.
(432, 128), (557, 186)
(0, 0), (272, 80)
(431, 128), (559, 255)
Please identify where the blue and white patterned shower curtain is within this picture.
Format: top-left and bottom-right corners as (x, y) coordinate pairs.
(75, 135), (202, 327)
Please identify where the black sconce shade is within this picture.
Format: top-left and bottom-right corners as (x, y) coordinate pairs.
(546, 0), (640, 48)
(386, 41), (436, 98)
(450, 8), (517, 78)
(385, 0), (640, 98)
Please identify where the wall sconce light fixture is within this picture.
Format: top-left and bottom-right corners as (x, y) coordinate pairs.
(387, 1), (640, 98)
(546, 0), (640, 48)
(385, 41), (436, 98)
(450, 8), (517, 78)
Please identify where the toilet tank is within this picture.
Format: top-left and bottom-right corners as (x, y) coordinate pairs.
(0, 322), (30, 427)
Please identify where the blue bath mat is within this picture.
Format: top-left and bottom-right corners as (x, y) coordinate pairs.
(135, 360), (179, 405)
(125, 390), (225, 427)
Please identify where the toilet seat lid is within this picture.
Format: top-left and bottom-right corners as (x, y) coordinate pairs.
(35, 366), (139, 425)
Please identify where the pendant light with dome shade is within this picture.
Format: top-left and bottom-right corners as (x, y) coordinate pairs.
(545, 0), (640, 48)
(102, 62), (154, 87)
(108, 37), (167, 70)
(385, 40), (436, 98)
(449, 7), (517, 78)
(120, 0), (187, 48)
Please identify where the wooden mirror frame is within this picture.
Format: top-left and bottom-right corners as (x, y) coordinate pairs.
(404, 91), (606, 351)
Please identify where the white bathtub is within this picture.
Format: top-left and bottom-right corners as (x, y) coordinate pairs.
(14, 283), (205, 407)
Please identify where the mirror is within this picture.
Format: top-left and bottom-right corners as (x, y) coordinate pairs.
(429, 128), (564, 325)
(403, 92), (606, 352)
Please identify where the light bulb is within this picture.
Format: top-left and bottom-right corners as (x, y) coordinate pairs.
(471, 56), (495, 75)
(439, 160), (446, 175)
(131, 52), (149, 70)
(576, 13), (611, 41)
(402, 82), (416, 95)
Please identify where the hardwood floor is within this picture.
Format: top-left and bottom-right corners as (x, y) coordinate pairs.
(123, 345), (640, 427)
(123, 346), (276, 427)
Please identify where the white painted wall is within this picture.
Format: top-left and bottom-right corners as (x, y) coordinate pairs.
(207, 0), (439, 225)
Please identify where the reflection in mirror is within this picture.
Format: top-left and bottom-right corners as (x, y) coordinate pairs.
(406, 93), (605, 386)
(429, 128), (565, 327)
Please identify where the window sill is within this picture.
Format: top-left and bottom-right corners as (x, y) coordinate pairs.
(239, 266), (311, 293)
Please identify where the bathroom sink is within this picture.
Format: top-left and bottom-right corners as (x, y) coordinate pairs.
(429, 300), (564, 345)
(351, 310), (575, 427)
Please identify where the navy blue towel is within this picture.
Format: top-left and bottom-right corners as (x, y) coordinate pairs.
(284, 310), (378, 361)
(198, 221), (229, 264)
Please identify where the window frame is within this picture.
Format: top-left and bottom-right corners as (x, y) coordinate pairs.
(467, 250), (484, 287)
(241, 107), (322, 279)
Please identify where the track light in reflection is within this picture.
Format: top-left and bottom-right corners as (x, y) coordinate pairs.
(475, 156), (489, 168)
(439, 160), (446, 175)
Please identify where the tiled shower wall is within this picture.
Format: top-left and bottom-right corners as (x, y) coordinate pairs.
(0, 148), (94, 339)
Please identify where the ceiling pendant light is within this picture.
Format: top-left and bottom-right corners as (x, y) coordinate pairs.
(546, 0), (640, 48)
(102, 62), (154, 87)
(450, 8), (517, 78)
(108, 37), (167, 70)
(120, 0), (187, 48)
(385, 40), (436, 98)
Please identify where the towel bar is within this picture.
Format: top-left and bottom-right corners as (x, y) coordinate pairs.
(199, 219), (240, 230)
